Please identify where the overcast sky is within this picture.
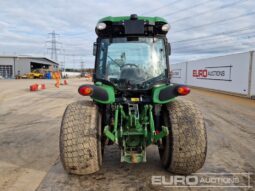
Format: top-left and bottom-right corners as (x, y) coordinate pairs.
(0, 0), (255, 68)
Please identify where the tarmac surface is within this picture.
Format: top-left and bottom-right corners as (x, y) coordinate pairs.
(0, 78), (254, 191)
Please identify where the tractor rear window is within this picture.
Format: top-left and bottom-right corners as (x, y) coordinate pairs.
(96, 37), (167, 89)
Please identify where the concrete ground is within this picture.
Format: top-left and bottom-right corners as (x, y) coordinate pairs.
(0, 78), (254, 191)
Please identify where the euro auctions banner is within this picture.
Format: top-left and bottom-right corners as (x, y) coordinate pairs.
(187, 52), (250, 95)
(171, 52), (252, 96)
(192, 65), (232, 81)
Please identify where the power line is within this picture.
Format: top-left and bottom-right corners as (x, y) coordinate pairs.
(171, 0), (248, 23)
(173, 33), (255, 50)
(163, 0), (212, 17)
(61, 30), (94, 37)
(171, 25), (255, 44)
(174, 11), (255, 33)
(170, 36), (253, 61)
(173, 31), (255, 48)
(61, 31), (90, 36)
(173, 46), (255, 58)
(63, 42), (92, 47)
(170, 47), (251, 63)
(173, 33), (255, 51)
(141, 0), (182, 15)
(171, 31), (255, 63)
(172, 44), (255, 59)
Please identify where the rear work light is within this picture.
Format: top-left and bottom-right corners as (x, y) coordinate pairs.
(96, 22), (106, 30)
(162, 24), (170, 32)
(177, 86), (190, 96)
(78, 86), (93, 96)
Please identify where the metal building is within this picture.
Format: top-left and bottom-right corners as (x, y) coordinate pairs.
(0, 56), (59, 79)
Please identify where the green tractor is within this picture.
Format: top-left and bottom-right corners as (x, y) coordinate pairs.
(59, 14), (207, 175)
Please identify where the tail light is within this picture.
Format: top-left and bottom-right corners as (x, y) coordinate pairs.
(177, 86), (190, 96)
(78, 86), (93, 96)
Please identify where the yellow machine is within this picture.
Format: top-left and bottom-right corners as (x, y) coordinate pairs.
(21, 70), (44, 79)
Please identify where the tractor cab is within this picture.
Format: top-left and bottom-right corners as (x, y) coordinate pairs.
(93, 14), (171, 91)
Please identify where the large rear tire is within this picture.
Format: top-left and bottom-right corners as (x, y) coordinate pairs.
(59, 100), (102, 175)
(159, 98), (207, 175)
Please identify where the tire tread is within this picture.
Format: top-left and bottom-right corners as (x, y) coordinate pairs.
(163, 98), (207, 174)
(59, 100), (101, 175)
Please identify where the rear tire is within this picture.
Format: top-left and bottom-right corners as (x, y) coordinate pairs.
(159, 98), (207, 175)
(59, 100), (102, 175)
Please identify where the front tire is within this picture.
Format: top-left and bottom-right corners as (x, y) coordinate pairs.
(59, 101), (102, 175)
(159, 98), (207, 175)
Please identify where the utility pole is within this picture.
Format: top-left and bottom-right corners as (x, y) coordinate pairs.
(81, 60), (84, 71)
(47, 31), (60, 61)
(72, 54), (75, 69)
(63, 49), (66, 71)
(80, 60), (85, 76)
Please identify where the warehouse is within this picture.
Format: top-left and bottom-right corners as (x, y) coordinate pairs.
(0, 56), (59, 79)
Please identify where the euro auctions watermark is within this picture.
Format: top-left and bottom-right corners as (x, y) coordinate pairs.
(151, 173), (253, 188)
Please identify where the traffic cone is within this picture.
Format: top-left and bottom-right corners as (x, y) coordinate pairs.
(38, 84), (46, 90)
(41, 84), (46, 89)
(30, 84), (38, 91)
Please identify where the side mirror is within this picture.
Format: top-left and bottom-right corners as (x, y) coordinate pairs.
(168, 43), (171, 55)
(93, 42), (97, 56)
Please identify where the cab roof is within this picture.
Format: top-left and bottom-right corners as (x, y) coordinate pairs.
(95, 14), (169, 37)
(98, 16), (168, 24)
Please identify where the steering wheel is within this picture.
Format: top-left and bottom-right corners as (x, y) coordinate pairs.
(121, 63), (139, 69)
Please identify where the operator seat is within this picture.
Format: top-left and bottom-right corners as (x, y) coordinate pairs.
(120, 66), (145, 83)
